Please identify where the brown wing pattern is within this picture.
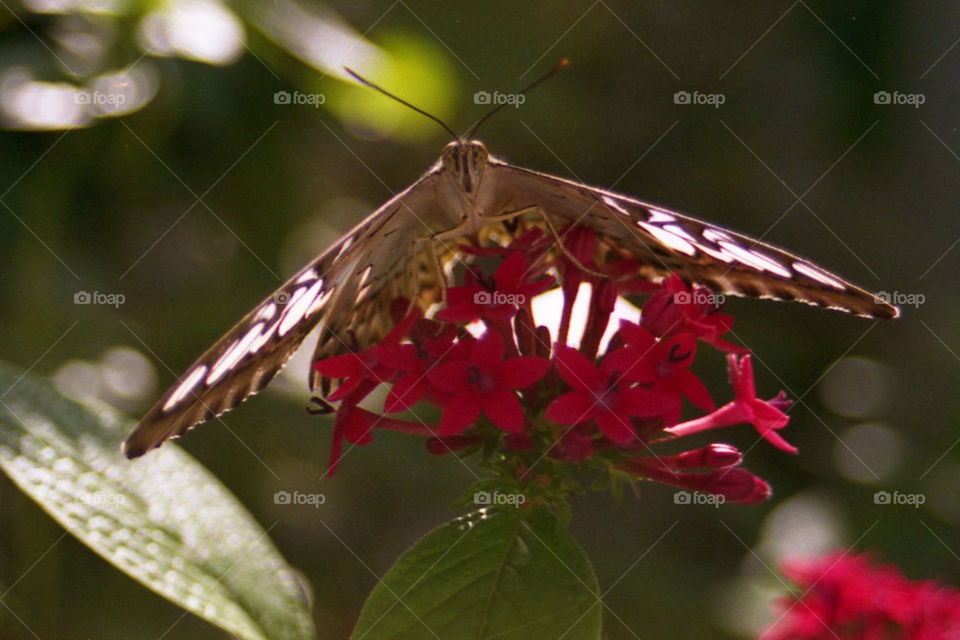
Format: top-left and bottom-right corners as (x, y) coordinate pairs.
(123, 169), (451, 458)
(490, 162), (898, 319)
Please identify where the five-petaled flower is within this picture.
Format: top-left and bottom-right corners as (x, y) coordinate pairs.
(428, 330), (550, 435)
(545, 344), (674, 444)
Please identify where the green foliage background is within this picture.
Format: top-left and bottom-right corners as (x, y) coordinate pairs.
(1, 1), (958, 638)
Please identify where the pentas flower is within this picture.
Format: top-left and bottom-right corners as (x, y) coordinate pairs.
(545, 344), (673, 444)
(427, 330), (550, 436)
(313, 223), (797, 505)
(762, 552), (960, 640)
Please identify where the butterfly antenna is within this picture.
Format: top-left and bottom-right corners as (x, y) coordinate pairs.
(344, 67), (459, 141)
(465, 58), (569, 139)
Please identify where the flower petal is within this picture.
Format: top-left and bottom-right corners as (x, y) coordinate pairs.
(426, 361), (470, 394)
(595, 411), (635, 444)
(545, 391), (596, 425)
(675, 368), (715, 412)
(501, 356), (551, 388)
(483, 389), (525, 432)
(472, 330), (504, 369)
(552, 344), (600, 391)
(438, 392), (482, 436)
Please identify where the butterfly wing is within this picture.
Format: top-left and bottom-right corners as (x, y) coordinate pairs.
(488, 161), (898, 319)
(124, 168), (453, 458)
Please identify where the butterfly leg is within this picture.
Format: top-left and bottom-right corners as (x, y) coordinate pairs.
(481, 204), (606, 279)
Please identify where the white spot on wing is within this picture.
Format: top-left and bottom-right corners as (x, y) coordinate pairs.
(336, 235), (355, 259)
(637, 221), (697, 256)
(717, 241), (792, 278)
(308, 285), (334, 316)
(255, 303), (277, 321)
(602, 196), (632, 217)
(279, 279), (324, 337)
(163, 365), (208, 412)
(646, 209), (677, 224)
(296, 269), (318, 284)
(205, 322), (265, 386)
(356, 265), (372, 289)
(793, 261), (846, 290)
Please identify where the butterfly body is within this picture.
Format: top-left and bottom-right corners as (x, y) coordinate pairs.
(123, 137), (896, 458)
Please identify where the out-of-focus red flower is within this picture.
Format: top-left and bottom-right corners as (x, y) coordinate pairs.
(762, 552), (960, 640)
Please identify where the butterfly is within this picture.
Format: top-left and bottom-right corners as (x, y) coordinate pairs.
(123, 67), (898, 459)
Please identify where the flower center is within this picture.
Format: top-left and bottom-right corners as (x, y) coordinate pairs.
(467, 365), (498, 394)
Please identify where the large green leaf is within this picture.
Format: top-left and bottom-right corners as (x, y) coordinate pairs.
(351, 507), (602, 640)
(0, 362), (315, 640)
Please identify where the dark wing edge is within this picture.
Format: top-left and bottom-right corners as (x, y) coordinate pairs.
(123, 170), (442, 458)
(491, 161), (899, 320)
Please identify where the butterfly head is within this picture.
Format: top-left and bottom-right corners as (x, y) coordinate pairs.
(441, 139), (489, 195)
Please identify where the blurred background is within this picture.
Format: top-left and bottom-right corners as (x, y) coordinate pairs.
(1, 1), (958, 638)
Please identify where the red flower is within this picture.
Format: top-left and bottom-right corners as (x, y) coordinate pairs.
(618, 443), (771, 504)
(613, 321), (715, 424)
(642, 274), (745, 353)
(762, 552), (960, 639)
(427, 330), (550, 436)
(314, 309), (420, 402)
(437, 251), (555, 323)
(545, 344), (675, 444)
(666, 354), (797, 454)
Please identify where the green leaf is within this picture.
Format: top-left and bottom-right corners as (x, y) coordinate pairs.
(351, 507), (601, 640)
(0, 362), (315, 640)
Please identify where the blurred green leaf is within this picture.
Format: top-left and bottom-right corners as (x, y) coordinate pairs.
(0, 361), (315, 640)
(326, 31), (460, 142)
(351, 507), (602, 640)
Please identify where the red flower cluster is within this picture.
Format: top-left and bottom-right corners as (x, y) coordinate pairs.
(314, 224), (796, 504)
(762, 552), (960, 640)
